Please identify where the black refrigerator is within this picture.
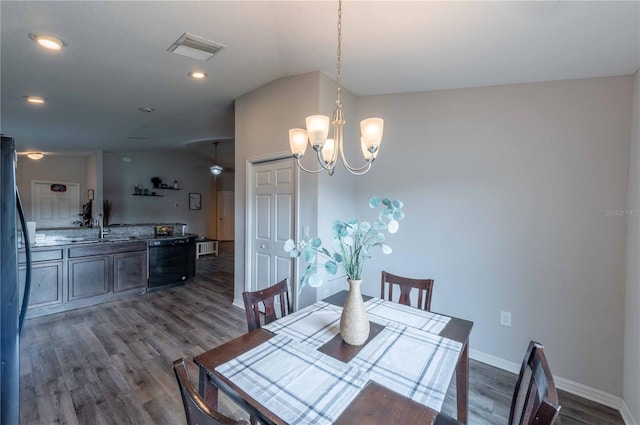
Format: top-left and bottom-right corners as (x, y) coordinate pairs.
(1, 135), (33, 423)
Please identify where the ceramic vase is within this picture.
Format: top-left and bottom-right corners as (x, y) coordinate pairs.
(340, 279), (370, 345)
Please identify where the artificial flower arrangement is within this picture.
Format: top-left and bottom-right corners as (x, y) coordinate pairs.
(285, 196), (405, 290)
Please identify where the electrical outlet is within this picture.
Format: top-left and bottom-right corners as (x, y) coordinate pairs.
(500, 311), (512, 327)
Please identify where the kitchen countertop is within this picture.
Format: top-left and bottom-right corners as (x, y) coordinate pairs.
(21, 233), (197, 249)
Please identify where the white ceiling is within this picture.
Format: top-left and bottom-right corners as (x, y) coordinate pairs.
(1, 1), (638, 157)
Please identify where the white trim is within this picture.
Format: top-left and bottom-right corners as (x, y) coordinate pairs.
(232, 298), (245, 310)
(620, 400), (638, 425)
(470, 348), (631, 421)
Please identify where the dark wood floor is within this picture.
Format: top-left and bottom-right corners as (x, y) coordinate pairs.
(20, 242), (624, 424)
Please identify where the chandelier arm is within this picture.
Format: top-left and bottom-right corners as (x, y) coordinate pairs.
(314, 149), (337, 172)
(338, 145), (376, 174)
(294, 156), (333, 174)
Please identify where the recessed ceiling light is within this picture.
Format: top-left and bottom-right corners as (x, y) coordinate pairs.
(189, 71), (207, 79)
(27, 153), (44, 160)
(23, 96), (46, 104)
(28, 33), (67, 50)
(138, 107), (155, 113)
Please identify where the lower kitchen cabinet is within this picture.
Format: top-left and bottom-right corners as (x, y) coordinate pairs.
(19, 260), (64, 309)
(113, 250), (147, 292)
(68, 256), (110, 300)
(20, 241), (148, 318)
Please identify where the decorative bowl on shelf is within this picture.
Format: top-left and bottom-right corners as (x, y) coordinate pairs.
(155, 225), (174, 236)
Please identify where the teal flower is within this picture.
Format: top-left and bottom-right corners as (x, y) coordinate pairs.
(285, 196), (405, 292)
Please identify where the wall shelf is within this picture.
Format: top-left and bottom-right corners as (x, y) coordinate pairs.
(156, 187), (180, 190)
(131, 193), (163, 197)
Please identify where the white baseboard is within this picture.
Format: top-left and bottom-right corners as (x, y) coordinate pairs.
(469, 349), (636, 424)
(620, 400), (639, 425)
(232, 298), (244, 309)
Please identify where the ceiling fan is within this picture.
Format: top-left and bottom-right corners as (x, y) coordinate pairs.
(210, 141), (223, 176)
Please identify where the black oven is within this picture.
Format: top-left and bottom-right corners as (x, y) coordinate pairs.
(148, 237), (189, 289)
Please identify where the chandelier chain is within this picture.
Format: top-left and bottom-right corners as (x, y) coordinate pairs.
(336, 0), (342, 105)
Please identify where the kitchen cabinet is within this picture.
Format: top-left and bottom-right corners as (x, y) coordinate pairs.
(19, 248), (64, 310)
(68, 256), (110, 300)
(113, 250), (147, 292)
(19, 241), (148, 318)
(69, 241), (147, 299)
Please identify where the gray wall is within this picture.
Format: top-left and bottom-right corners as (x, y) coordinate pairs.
(354, 76), (633, 397)
(624, 70), (640, 420)
(103, 149), (222, 236)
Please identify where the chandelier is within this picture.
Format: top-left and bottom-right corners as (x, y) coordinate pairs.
(288, 0), (383, 176)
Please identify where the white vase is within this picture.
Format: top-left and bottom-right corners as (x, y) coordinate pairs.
(340, 279), (370, 346)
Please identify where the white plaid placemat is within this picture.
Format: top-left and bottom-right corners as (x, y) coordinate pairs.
(350, 322), (461, 412)
(364, 298), (451, 334)
(263, 301), (341, 348)
(215, 334), (369, 425)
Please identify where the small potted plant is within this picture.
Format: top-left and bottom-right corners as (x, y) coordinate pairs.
(150, 177), (162, 189)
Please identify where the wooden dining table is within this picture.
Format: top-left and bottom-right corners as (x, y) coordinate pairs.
(193, 291), (473, 425)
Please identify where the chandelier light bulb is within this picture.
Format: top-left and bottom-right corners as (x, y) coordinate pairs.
(289, 129), (308, 156)
(305, 115), (330, 149)
(321, 139), (335, 164)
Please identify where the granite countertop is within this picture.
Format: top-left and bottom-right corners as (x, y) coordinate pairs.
(21, 233), (198, 249)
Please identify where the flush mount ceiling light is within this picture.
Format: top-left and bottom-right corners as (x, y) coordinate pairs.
(23, 96), (46, 104)
(168, 33), (225, 61)
(28, 33), (67, 50)
(210, 142), (223, 176)
(189, 71), (207, 79)
(26, 153), (44, 160)
(288, 0), (383, 176)
(138, 107), (155, 113)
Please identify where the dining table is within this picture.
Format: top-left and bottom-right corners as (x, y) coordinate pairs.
(193, 291), (473, 425)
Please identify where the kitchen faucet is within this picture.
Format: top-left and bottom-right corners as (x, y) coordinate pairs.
(96, 213), (108, 239)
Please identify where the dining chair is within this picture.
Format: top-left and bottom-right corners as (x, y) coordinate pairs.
(434, 340), (560, 425)
(173, 358), (249, 425)
(509, 340), (561, 425)
(242, 278), (292, 332)
(380, 271), (434, 311)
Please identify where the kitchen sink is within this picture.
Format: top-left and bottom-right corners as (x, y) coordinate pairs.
(69, 236), (138, 244)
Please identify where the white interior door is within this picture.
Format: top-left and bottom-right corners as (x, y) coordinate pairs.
(32, 181), (80, 227)
(249, 158), (295, 297)
(217, 190), (234, 241)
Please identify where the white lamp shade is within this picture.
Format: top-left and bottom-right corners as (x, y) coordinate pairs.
(306, 115), (330, 148)
(289, 128), (308, 156)
(360, 138), (378, 161)
(322, 139), (335, 163)
(360, 118), (384, 151)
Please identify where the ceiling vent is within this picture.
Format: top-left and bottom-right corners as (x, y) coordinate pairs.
(167, 33), (225, 61)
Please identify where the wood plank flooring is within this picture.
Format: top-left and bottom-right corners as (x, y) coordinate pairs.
(20, 242), (624, 424)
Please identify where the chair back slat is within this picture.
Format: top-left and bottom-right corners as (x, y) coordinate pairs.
(381, 271), (434, 311)
(509, 341), (561, 425)
(173, 359), (245, 425)
(242, 278), (291, 332)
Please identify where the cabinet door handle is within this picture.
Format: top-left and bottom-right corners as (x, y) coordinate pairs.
(260, 245), (266, 249)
